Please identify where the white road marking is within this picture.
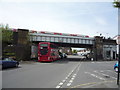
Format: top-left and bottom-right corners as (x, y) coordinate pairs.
(94, 71), (117, 80)
(67, 75), (75, 87)
(56, 85), (61, 88)
(84, 72), (88, 74)
(59, 82), (63, 85)
(71, 77), (75, 80)
(65, 77), (68, 79)
(97, 62), (103, 63)
(85, 72), (106, 80)
(67, 83), (71, 86)
(71, 70), (74, 73)
(69, 80), (73, 83)
(100, 70), (104, 73)
(91, 61), (114, 64)
(105, 70), (117, 74)
(99, 70), (117, 74)
(72, 75), (75, 78)
(56, 62), (82, 88)
(62, 80), (66, 83)
(66, 63), (82, 87)
(74, 74), (77, 76)
(68, 73), (71, 76)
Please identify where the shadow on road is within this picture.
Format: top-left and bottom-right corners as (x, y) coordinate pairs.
(28, 56), (91, 64)
(34, 56), (91, 64)
(68, 58), (84, 61)
(2, 66), (22, 71)
(52, 58), (88, 64)
(52, 58), (69, 64)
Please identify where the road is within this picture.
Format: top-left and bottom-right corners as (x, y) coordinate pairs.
(2, 55), (119, 88)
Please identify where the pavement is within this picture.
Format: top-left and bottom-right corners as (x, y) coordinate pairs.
(19, 60), (38, 64)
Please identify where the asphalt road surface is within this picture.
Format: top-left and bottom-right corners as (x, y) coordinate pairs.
(2, 55), (120, 88)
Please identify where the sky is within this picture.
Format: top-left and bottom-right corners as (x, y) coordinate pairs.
(0, 0), (118, 38)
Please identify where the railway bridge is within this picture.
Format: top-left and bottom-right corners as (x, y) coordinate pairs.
(3, 29), (117, 61)
(29, 30), (117, 60)
(29, 31), (94, 48)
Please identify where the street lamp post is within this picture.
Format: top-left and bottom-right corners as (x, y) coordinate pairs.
(116, 36), (120, 85)
(110, 46), (112, 60)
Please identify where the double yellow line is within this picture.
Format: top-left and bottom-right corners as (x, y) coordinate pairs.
(67, 80), (116, 89)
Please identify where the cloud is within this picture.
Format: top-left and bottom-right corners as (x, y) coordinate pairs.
(95, 17), (107, 26)
(0, 2), (117, 38)
(1, 0), (113, 3)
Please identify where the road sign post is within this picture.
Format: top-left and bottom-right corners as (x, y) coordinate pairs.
(117, 8), (120, 85)
(117, 44), (120, 85)
(116, 35), (120, 85)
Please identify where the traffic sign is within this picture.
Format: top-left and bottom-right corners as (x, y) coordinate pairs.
(116, 36), (120, 44)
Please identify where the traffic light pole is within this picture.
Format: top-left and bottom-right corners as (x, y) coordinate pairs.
(117, 8), (120, 85)
(117, 45), (120, 85)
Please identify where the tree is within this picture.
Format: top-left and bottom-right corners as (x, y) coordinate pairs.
(113, 0), (120, 8)
(1, 24), (13, 58)
(72, 49), (78, 54)
(0, 24), (13, 43)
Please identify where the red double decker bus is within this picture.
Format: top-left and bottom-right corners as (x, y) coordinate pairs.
(38, 42), (59, 62)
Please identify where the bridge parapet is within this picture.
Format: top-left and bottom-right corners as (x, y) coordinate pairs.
(29, 33), (94, 45)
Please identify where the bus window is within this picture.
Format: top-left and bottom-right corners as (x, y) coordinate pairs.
(40, 48), (48, 55)
(40, 47), (48, 49)
(40, 44), (48, 55)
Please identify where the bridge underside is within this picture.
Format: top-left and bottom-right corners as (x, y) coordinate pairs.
(32, 41), (93, 48)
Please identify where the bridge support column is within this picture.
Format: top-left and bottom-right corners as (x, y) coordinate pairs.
(93, 36), (104, 61)
(89, 48), (94, 60)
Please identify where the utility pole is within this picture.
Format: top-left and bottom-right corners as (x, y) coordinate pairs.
(116, 11), (120, 85)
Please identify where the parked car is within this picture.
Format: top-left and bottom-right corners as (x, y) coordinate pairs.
(59, 52), (63, 59)
(114, 62), (120, 72)
(73, 53), (78, 55)
(59, 52), (67, 59)
(0, 58), (19, 69)
(62, 53), (67, 58)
